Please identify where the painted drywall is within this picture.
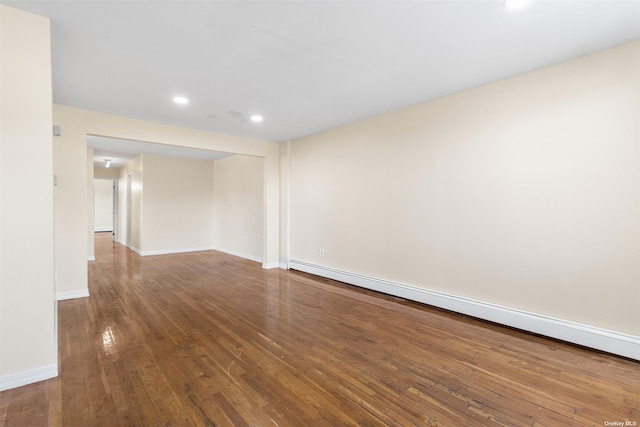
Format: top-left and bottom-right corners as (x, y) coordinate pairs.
(94, 166), (121, 179)
(52, 106), (280, 296)
(290, 41), (640, 336)
(53, 134), (89, 293)
(0, 5), (57, 385)
(94, 179), (114, 232)
(127, 155), (144, 252)
(87, 148), (95, 259)
(213, 155), (264, 261)
(280, 142), (292, 266)
(142, 154), (215, 253)
(117, 167), (130, 246)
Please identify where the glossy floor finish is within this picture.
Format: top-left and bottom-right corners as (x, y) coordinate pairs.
(1, 233), (638, 426)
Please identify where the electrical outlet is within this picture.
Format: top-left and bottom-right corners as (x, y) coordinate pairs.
(319, 249), (325, 258)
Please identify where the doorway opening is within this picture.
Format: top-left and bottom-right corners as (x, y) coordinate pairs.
(93, 177), (117, 241)
(87, 135), (265, 264)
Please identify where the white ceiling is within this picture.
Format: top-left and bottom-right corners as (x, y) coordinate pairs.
(4, 0), (640, 144)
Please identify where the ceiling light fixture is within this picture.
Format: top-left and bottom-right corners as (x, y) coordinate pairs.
(173, 96), (189, 105)
(250, 115), (264, 123)
(104, 159), (112, 168)
(504, 0), (533, 9)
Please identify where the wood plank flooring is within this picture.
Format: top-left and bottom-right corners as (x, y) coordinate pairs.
(1, 232), (638, 426)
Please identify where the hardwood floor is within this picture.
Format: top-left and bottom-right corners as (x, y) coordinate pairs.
(1, 233), (638, 426)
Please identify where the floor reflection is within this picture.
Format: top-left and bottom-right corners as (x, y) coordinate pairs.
(102, 325), (116, 353)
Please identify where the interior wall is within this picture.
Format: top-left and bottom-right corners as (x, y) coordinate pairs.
(127, 155), (144, 252)
(290, 41), (640, 336)
(52, 128), (88, 295)
(87, 148), (95, 259)
(117, 167), (129, 245)
(94, 179), (114, 232)
(142, 154), (215, 253)
(280, 142), (291, 266)
(0, 5), (57, 386)
(213, 155), (264, 261)
(94, 166), (120, 179)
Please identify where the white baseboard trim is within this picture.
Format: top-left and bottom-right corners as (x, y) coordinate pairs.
(94, 227), (113, 232)
(87, 255), (96, 262)
(126, 244), (266, 266)
(0, 364), (58, 392)
(137, 246), (216, 257)
(262, 262), (280, 270)
(57, 289), (90, 301)
(212, 247), (263, 264)
(288, 260), (640, 361)
(279, 261), (289, 270)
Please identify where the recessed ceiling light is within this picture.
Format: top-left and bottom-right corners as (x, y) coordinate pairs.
(173, 96), (189, 105)
(251, 115), (264, 123)
(504, 0), (533, 9)
(104, 159), (112, 168)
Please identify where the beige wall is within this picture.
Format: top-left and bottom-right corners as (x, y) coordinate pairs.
(213, 155), (264, 261)
(94, 166), (121, 179)
(87, 148), (95, 259)
(127, 155), (144, 251)
(94, 179), (114, 232)
(53, 124), (89, 295)
(142, 154), (215, 253)
(280, 142), (291, 265)
(117, 166), (130, 246)
(0, 5), (56, 383)
(290, 41), (640, 336)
